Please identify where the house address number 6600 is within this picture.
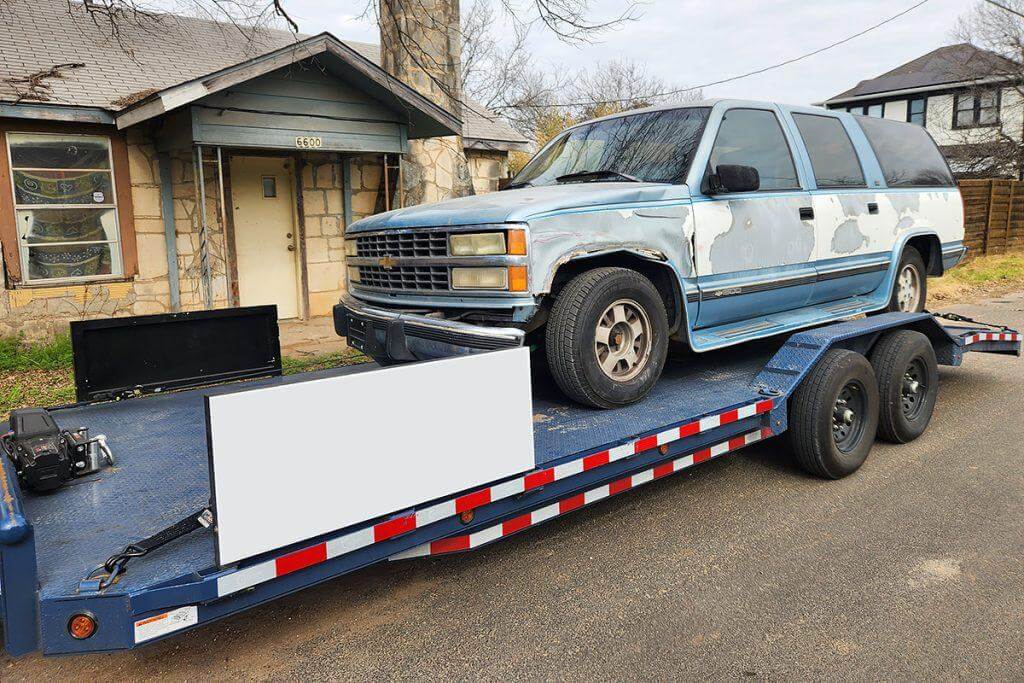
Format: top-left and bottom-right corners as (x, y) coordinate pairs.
(295, 136), (324, 149)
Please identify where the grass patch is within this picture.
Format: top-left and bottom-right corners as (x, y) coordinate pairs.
(281, 348), (369, 375)
(0, 334), (73, 372)
(930, 253), (1024, 303)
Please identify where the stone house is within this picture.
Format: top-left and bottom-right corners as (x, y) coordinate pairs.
(821, 44), (1024, 179)
(0, 0), (529, 339)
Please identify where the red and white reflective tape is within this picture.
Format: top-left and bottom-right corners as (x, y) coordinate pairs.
(963, 331), (1021, 345)
(215, 398), (773, 597)
(391, 427), (772, 561)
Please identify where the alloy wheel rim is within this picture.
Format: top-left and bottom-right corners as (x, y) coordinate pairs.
(594, 299), (652, 381)
(897, 264), (921, 312)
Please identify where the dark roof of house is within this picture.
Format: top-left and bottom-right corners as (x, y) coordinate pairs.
(825, 43), (1021, 103)
(0, 0), (527, 146)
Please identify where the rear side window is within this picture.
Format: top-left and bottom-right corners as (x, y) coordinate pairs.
(792, 114), (866, 188)
(856, 116), (955, 187)
(708, 109), (800, 191)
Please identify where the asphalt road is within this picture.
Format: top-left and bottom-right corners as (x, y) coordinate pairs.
(6, 293), (1024, 681)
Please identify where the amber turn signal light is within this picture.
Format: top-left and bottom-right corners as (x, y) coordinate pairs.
(508, 266), (528, 292)
(507, 229), (527, 255)
(68, 613), (97, 640)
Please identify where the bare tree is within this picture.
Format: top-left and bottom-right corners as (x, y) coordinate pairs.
(948, 1), (1024, 178)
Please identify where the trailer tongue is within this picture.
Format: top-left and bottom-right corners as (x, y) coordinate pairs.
(1, 312), (1020, 657)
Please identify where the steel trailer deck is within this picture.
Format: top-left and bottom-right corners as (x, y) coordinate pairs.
(1, 313), (1020, 657)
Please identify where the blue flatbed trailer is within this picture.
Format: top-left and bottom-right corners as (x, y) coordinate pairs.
(1, 312), (1019, 657)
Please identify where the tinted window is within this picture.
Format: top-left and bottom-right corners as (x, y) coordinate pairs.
(792, 114), (866, 188)
(708, 109), (800, 191)
(857, 116), (955, 187)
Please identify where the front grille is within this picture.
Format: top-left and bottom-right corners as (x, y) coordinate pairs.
(358, 265), (449, 291)
(356, 232), (448, 258)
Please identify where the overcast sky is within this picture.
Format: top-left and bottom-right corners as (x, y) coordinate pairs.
(279, 0), (974, 105)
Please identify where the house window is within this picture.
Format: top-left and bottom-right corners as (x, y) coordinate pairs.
(7, 133), (122, 283)
(907, 97), (927, 126)
(953, 90), (1000, 129)
(847, 103), (884, 118)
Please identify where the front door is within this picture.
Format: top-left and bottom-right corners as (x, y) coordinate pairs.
(693, 107), (815, 329)
(229, 156), (299, 319)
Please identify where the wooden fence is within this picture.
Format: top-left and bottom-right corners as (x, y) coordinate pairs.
(959, 179), (1024, 257)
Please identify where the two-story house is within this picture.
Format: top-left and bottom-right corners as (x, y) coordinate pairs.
(821, 44), (1023, 179)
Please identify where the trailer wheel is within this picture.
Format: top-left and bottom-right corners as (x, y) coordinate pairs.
(546, 267), (669, 409)
(789, 349), (880, 479)
(869, 330), (939, 443)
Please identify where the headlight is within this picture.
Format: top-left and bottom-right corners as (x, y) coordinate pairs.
(450, 232), (506, 256)
(451, 267), (508, 290)
(344, 239), (358, 257)
(347, 266), (360, 283)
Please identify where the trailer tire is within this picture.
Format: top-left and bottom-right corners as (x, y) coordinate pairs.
(869, 329), (939, 443)
(789, 349), (879, 479)
(546, 267), (669, 409)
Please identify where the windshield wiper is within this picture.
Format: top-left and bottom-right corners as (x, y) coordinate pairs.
(502, 180), (533, 190)
(555, 170), (642, 184)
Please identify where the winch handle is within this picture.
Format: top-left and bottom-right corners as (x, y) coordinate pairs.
(93, 435), (114, 466)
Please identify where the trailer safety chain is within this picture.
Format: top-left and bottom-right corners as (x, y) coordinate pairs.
(83, 508), (214, 592)
(929, 310), (1012, 332)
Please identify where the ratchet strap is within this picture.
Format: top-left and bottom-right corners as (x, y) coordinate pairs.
(929, 310), (1011, 332)
(80, 507), (214, 592)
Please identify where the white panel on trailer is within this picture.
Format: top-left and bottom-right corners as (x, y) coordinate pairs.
(207, 348), (535, 565)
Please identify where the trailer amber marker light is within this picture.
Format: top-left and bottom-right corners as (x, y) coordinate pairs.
(68, 613), (97, 640)
(508, 266), (528, 292)
(507, 229), (527, 255)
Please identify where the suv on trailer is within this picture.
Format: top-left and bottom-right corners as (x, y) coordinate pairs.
(334, 99), (966, 408)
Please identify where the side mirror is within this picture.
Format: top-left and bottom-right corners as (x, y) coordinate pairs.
(708, 164), (760, 194)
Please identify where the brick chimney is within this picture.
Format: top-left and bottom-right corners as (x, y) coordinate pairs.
(380, 0), (475, 204)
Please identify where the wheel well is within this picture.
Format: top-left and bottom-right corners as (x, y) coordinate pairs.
(906, 234), (943, 276)
(549, 253), (684, 334)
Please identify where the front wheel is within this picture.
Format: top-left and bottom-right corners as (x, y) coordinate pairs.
(885, 247), (927, 313)
(546, 267), (669, 409)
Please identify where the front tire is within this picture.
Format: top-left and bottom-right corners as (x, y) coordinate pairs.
(885, 247), (927, 313)
(546, 267), (669, 409)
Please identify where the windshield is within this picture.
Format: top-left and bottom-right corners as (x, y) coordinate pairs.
(510, 107), (711, 187)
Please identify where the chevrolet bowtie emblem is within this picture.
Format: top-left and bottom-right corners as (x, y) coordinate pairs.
(378, 255), (396, 270)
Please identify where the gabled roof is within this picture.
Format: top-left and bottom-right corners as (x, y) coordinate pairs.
(824, 43), (1021, 104)
(0, 0), (527, 146)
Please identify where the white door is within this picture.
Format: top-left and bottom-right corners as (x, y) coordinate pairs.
(230, 156), (300, 319)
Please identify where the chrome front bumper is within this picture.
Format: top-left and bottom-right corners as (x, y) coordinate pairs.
(334, 293), (526, 362)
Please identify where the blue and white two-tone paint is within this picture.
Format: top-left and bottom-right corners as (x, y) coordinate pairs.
(336, 99), (965, 408)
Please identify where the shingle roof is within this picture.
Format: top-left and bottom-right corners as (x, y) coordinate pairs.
(0, 0), (527, 146)
(825, 43), (1021, 103)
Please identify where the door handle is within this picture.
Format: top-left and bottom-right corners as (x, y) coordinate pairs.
(867, 202), (879, 215)
(287, 245), (295, 251)
(799, 207), (815, 220)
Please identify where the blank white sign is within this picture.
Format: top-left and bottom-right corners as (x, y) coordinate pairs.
(207, 347), (535, 565)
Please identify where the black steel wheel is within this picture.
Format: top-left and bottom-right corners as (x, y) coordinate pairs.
(869, 329), (939, 443)
(789, 348), (880, 479)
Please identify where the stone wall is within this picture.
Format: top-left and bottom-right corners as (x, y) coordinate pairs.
(301, 153), (346, 317)
(466, 149), (508, 195)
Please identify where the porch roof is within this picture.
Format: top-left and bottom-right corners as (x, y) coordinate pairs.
(0, 0), (527, 147)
